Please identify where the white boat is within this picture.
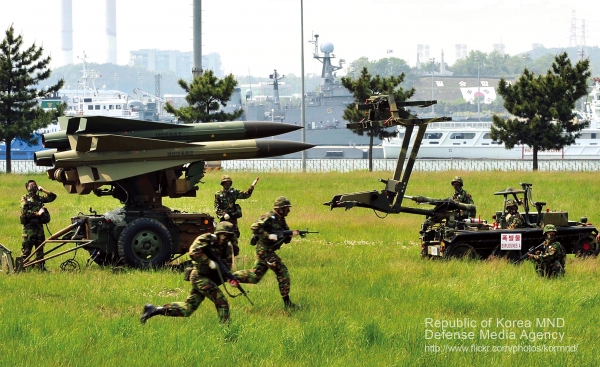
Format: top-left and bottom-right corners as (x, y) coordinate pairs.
(61, 52), (140, 119)
(382, 81), (600, 160)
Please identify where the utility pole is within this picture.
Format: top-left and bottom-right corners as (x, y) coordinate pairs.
(476, 56), (481, 121)
(430, 57), (435, 116)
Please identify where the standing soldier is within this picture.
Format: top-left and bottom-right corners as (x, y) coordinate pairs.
(141, 222), (240, 324)
(505, 199), (526, 229)
(449, 176), (476, 219)
(214, 175), (258, 256)
(528, 224), (566, 277)
(233, 196), (300, 309)
(20, 180), (57, 270)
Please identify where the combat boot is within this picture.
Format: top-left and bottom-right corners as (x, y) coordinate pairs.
(283, 295), (301, 310)
(140, 304), (166, 324)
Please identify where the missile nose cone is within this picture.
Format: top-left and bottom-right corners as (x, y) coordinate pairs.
(242, 121), (302, 139)
(255, 140), (315, 158)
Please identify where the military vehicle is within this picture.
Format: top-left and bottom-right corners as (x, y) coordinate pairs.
(12, 116), (313, 271)
(411, 183), (598, 260)
(324, 94), (599, 260)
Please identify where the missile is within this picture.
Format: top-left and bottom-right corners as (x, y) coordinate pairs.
(43, 116), (302, 150)
(34, 149), (57, 166)
(46, 134), (314, 184)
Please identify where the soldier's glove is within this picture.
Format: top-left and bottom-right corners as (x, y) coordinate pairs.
(208, 261), (218, 269)
(228, 279), (240, 288)
(38, 186), (43, 192)
(268, 234), (278, 241)
(223, 213), (230, 220)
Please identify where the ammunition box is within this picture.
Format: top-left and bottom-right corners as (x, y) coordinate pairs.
(541, 211), (568, 227)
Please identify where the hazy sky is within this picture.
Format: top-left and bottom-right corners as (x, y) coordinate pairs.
(1, 0), (598, 78)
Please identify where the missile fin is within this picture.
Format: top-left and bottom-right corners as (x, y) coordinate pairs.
(77, 159), (197, 183)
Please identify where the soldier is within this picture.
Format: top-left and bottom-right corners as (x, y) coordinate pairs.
(140, 222), (240, 324)
(528, 224), (566, 277)
(233, 196), (300, 309)
(449, 176), (476, 219)
(20, 180), (57, 270)
(214, 175), (257, 256)
(505, 199), (526, 229)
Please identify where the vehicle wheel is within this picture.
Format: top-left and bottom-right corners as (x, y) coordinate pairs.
(117, 218), (172, 268)
(448, 243), (478, 260)
(574, 236), (598, 258)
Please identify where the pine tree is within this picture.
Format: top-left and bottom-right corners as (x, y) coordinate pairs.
(164, 70), (243, 123)
(490, 52), (590, 170)
(341, 67), (414, 171)
(0, 24), (64, 173)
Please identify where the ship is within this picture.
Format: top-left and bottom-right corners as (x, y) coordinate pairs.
(382, 80), (600, 159)
(236, 34), (383, 154)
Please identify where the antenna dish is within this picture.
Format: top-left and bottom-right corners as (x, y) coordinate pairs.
(320, 42), (334, 53)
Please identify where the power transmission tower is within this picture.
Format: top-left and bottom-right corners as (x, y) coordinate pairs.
(569, 10), (577, 47)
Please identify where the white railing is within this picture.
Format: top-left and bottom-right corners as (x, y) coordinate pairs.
(4, 159), (600, 174)
(223, 159), (600, 172)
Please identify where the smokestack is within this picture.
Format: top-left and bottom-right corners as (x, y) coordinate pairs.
(61, 0), (73, 65)
(106, 0), (117, 64)
(192, 0), (202, 77)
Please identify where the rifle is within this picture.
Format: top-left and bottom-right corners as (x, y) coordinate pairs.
(203, 246), (254, 305)
(513, 243), (545, 264)
(267, 229), (319, 250)
(274, 229), (319, 238)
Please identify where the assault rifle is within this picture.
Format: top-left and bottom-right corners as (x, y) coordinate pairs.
(204, 246), (254, 305)
(267, 229), (319, 250)
(513, 243), (545, 265)
(274, 229), (319, 238)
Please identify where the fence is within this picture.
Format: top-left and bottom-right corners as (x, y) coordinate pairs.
(0, 161), (48, 174)
(223, 159), (600, 172)
(4, 159), (600, 174)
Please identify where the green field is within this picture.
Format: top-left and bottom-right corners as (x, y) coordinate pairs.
(1, 171), (599, 366)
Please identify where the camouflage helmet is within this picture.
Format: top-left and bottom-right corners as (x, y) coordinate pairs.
(543, 224), (557, 235)
(215, 221), (235, 234)
(451, 176), (463, 186)
(505, 199), (518, 209)
(273, 196), (292, 208)
(220, 175), (232, 184)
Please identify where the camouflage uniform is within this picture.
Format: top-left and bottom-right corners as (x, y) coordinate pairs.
(20, 185), (57, 268)
(531, 225), (566, 277)
(449, 176), (475, 219)
(506, 213), (525, 229)
(163, 233), (233, 322)
(214, 175), (254, 256)
(233, 197), (297, 307)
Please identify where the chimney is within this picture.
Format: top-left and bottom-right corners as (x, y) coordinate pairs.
(106, 0), (117, 64)
(61, 0), (73, 65)
(192, 0), (202, 77)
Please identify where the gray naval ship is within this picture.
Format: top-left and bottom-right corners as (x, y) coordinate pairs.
(237, 34), (384, 158)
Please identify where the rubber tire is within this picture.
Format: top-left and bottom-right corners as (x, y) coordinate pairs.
(574, 236), (598, 258)
(448, 243), (478, 260)
(117, 218), (172, 268)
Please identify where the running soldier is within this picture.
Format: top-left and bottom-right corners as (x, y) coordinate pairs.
(232, 196), (300, 309)
(140, 222), (240, 324)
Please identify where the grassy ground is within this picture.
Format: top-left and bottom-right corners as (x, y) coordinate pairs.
(0, 171), (599, 366)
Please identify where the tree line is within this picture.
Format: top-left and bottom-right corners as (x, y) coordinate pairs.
(0, 24), (593, 173)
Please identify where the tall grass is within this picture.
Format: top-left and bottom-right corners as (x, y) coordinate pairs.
(0, 171), (599, 366)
